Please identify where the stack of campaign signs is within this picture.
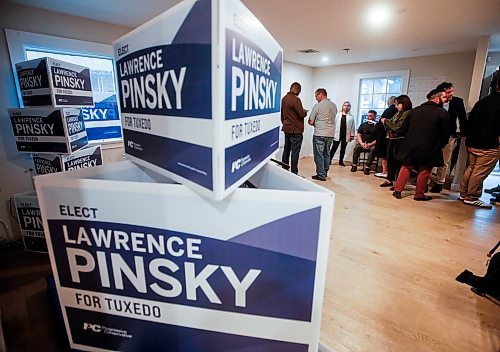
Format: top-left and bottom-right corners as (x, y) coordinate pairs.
(9, 58), (104, 251)
(33, 0), (335, 351)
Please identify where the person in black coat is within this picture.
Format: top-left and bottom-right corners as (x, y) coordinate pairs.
(373, 96), (397, 177)
(430, 82), (467, 193)
(392, 89), (449, 201)
(379, 95), (412, 187)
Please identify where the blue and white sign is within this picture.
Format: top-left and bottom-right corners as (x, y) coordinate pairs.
(15, 57), (94, 108)
(33, 145), (103, 175)
(8, 108), (88, 154)
(81, 92), (122, 142)
(113, 0), (282, 200)
(14, 191), (47, 253)
(63, 145), (103, 171)
(35, 161), (334, 352)
(33, 154), (63, 174)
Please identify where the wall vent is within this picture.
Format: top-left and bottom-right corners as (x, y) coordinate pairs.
(297, 49), (320, 54)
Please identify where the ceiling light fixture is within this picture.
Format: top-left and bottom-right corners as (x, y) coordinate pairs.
(322, 57), (329, 62)
(366, 4), (392, 29)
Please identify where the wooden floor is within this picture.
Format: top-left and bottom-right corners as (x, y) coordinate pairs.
(297, 156), (500, 352)
(1, 157), (498, 351)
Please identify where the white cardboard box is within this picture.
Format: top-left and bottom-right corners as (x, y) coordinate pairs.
(13, 191), (47, 253)
(33, 145), (103, 174)
(15, 57), (94, 108)
(35, 161), (334, 352)
(113, 0), (283, 200)
(8, 107), (88, 154)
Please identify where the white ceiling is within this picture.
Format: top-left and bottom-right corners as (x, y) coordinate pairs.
(6, 0), (500, 67)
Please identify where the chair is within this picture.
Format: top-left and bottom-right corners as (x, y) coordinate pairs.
(359, 150), (379, 171)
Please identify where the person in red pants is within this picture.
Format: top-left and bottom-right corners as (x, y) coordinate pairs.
(392, 88), (449, 200)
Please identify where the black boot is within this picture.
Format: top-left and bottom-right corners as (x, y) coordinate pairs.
(430, 183), (443, 193)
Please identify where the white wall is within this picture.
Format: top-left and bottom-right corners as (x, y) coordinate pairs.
(314, 51), (475, 110)
(277, 61), (315, 160)
(0, 2), (131, 240)
(312, 51), (476, 161)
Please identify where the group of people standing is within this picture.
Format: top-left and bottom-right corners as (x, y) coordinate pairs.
(280, 76), (500, 208)
(280, 82), (354, 181)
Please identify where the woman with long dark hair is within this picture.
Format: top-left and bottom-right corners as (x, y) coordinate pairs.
(379, 95), (412, 188)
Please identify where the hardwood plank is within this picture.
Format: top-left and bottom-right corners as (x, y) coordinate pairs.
(296, 156), (500, 352)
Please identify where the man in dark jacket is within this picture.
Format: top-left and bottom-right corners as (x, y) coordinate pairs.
(430, 82), (467, 193)
(281, 82), (308, 174)
(459, 73), (500, 209)
(392, 89), (449, 201)
(350, 110), (378, 173)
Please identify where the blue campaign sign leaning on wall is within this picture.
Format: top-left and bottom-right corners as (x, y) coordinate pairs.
(81, 92), (122, 142)
(14, 191), (47, 253)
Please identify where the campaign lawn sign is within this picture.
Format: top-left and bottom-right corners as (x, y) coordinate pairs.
(15, 57), (94, 108)
(33, 145), (103, 175)
(14, 191), (47, 253)
(8, 107), (88, 154)
(113, 0), (283, 200)
(35, 161), (334, 352)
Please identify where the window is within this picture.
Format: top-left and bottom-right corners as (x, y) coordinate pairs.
(353, 70), (410, 126)
(5, 29), (122, 145)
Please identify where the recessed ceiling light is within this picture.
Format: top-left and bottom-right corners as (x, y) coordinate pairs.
(366, 4), (392, 29)
(322, 57), (329, 62)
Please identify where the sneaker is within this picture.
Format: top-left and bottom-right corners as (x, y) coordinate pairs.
(312, 175), (326, 181)
(380, 180), (393, 187)
(458, 195), (464, 201)
(490, 196), (500, 205)
(350, 165), (357, 172)
(339, 161), (345, 166)
(363, 167), (370, 175)
(429, 183), (443, 193)
(374, 173), (387, 178)
(392, 191), (402, 199)
(485, 185), (500, 194)
(463, 199), (493, 209)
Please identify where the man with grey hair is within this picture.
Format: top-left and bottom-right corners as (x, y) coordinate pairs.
(308, 88), (337, 181)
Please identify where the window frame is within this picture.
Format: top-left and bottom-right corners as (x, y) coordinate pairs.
(353, 70), (410, 127)
(5, 28), (123, 148)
